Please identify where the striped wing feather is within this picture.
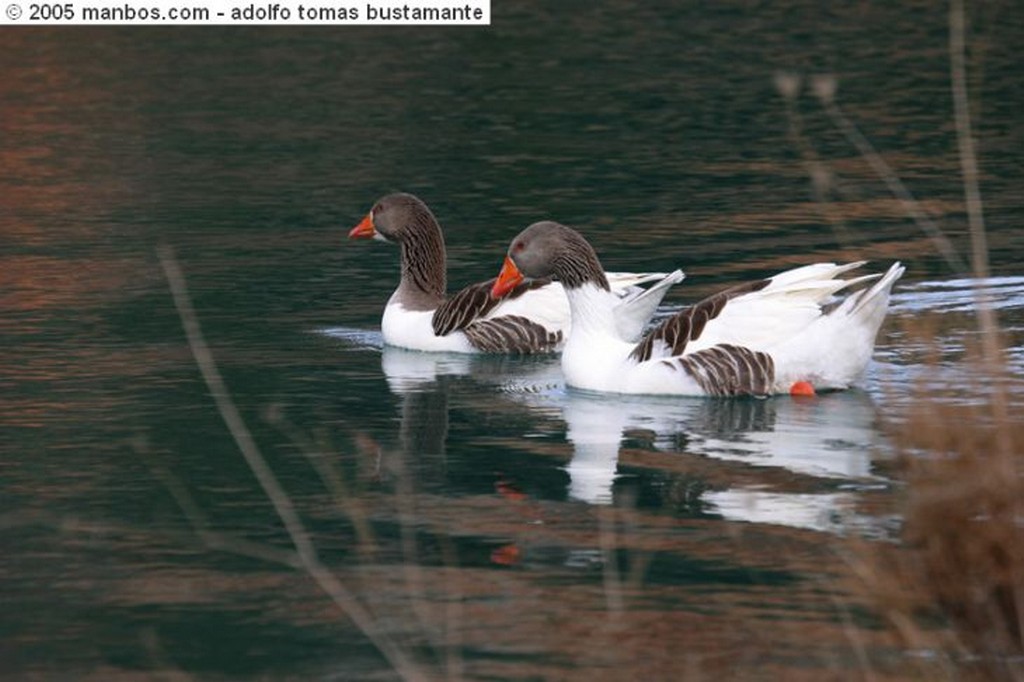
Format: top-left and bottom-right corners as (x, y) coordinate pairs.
(665, 344), (775, 397)
(463, 315), (564, 354)
(630, 278), (771, 362)
(431, 278), (552, 336)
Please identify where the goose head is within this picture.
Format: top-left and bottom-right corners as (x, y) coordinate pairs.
(348, 192), (439, 243)
(491, 221), (609, 298)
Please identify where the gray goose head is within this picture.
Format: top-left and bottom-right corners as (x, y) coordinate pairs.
(348, 192), (440, 244)
(349, 192), (447, 303)
(491, 221), (609, 298)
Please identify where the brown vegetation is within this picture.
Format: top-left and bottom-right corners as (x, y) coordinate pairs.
(851, 350), (1024, 680)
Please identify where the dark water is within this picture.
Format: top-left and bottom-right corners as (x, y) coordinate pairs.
(3, 4), (1023, 679)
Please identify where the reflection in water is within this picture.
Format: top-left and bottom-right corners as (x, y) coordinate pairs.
(359, 329), (890, 534)
(704, 489), (856, 533)
(682, 393), (882, 479)
(380, 347), (459, 485)
(325, 329), (462, 487)
(380, 346), (472, 395)
(524, 388), (887, 533)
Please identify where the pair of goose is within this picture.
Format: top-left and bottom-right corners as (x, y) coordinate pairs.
(348, 193), (904, 397)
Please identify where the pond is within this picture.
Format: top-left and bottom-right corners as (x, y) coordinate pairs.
(3, 4), (1022, 679)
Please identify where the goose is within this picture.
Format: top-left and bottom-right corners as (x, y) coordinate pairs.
(348, 193), (683, 354)
(490, 221), (905, 396)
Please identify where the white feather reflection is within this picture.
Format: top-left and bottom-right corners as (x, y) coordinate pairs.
(327, 327), (891, 534)
(508, 382), (890, 533)
(702, 489), (855, 534)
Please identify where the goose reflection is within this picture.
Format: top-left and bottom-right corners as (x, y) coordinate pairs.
(324, 328), (463, 484)
(513, 385), (889, 533)
(371, 335), (890, 534)
(377, 347), (463, 485)
(378, 345), (564, 484)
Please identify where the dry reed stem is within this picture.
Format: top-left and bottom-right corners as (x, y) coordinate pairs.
(135, 436), (306, 569)
(267, 412), (380, 560)
(950, 0), (992, 288)
(157, 244), (430, 682)
(818, 569), (877, 682)
(949, 0), (1010, 458)
(597, 505), (625, 620)
(774, 71), (854, 247)
(392, 439), (452, 676)
(813, 78), (968, 275)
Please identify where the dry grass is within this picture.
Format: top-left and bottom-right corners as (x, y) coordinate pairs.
(849, 361), (1024, 680)
(790, 3), (1024, 676)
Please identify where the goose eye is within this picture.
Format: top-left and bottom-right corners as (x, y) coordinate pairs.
(371, 204), (382, 216)
(513, 241), (524, 252)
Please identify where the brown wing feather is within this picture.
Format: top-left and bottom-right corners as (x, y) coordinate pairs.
(432, 278), (553, 336)
(630, 278), (771, 362)
(665, 343), (776, 397)
(462, 315), (563, 354)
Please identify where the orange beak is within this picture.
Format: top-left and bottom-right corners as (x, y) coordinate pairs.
(491, 256), (524, 299)
(348, 213), (376, 239)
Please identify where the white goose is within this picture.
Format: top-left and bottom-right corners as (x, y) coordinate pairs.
(349, 193), (682, 354)
(490, 221), (905, 396)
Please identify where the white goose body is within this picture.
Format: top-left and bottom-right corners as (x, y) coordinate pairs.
(492, 221), (905, 397)
(351, 193), (678, 354)
(558, 283), (722, 395)
(381, 301), (473, 353)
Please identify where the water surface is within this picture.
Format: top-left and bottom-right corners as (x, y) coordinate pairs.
(3, 5), (1023, 679)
